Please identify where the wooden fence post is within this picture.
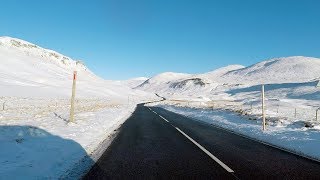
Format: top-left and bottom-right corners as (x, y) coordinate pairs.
(262, 85), (266, 131)
(69, 71), (77, 122)
(2, 101), (5, 111)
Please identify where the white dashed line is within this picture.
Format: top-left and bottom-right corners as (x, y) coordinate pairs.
(147, 107), (235, 173)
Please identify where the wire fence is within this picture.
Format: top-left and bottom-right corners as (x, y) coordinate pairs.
(0, 97), (122, 121)
(156, 99), (320, 126)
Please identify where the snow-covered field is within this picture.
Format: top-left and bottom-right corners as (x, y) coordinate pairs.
(0, 98), (136, 179)
(0, 37), (157, 178)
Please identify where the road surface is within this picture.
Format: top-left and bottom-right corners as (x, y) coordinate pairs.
(84, 104), (320, 179)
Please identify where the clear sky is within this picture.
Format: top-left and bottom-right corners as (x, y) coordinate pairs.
(1, 0), (320, 80)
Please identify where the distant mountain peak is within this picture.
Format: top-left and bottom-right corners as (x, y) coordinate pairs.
(0, 36), (38, 48)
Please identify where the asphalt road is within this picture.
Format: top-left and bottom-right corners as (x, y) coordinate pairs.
(84, 104), (320, 179)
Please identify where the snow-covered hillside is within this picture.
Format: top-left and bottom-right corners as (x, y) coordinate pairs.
(121, 77), (149, 88)
(0, 36), (153, 100)
(199, 64), (245, 80)
(138, 72), (190, 88)
(136, 56), (320, 100)
(221, 56), (320, 84)
(136, 64), (245, 100)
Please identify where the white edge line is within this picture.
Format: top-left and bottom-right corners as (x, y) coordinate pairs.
(147, 107), (234, 173)
(159, 115), (169, 122)
(174, 127), (234, 173)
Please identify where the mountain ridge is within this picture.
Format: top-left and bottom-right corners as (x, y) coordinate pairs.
(0, 36), (89, 73)
(136, 56), (320, 98)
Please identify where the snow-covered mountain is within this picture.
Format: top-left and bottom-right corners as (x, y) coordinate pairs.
(136, 56), (320, 101)
(199, 64), (245, 80)
(0, 37), (90, 73)
(221, 56), (320, 84)
(137, 72), (191, 91)
(0, 36), (153, 100)
(136, 64), (244, 96)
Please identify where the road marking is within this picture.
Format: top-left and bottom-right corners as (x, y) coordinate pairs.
(159, 115), (169, 122)
(148, 107), (169, 122)
(149, 108), (158, 115)
(147, 107), (234, 173)
(174, 126), (234, 173)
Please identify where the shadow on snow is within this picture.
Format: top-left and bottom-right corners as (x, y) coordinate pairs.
(0, 125), (94, 179)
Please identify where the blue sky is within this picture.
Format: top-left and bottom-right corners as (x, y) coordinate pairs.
(1, 0), (320, 80)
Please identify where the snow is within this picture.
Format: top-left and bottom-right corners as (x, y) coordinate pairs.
(154, 105), (320, 161)
(137, 72), (191, 90)
(0, 98), (136, 179)
(135, 64), (246, 100)
(199, 64), (245, 80)
(0, 37), (158, 178)
(221, 56), (320, 84)
(147, 72), (191, 83)
(120, 77), (149, 88)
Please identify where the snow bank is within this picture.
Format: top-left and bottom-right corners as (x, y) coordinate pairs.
(0, 98), (136, 179)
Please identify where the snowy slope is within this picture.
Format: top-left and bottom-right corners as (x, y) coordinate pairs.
(198, 64), (245, 80)
(137, 72), (191, 92)
(120, 77), (149, 88)
(136, 56), (320, 100)
(139, 72), (191, 87)
(136, 65), (245, 100)
(137, 65), (244, 90)
(222, 56), (320, 84)
(0, 36), (153, 101)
